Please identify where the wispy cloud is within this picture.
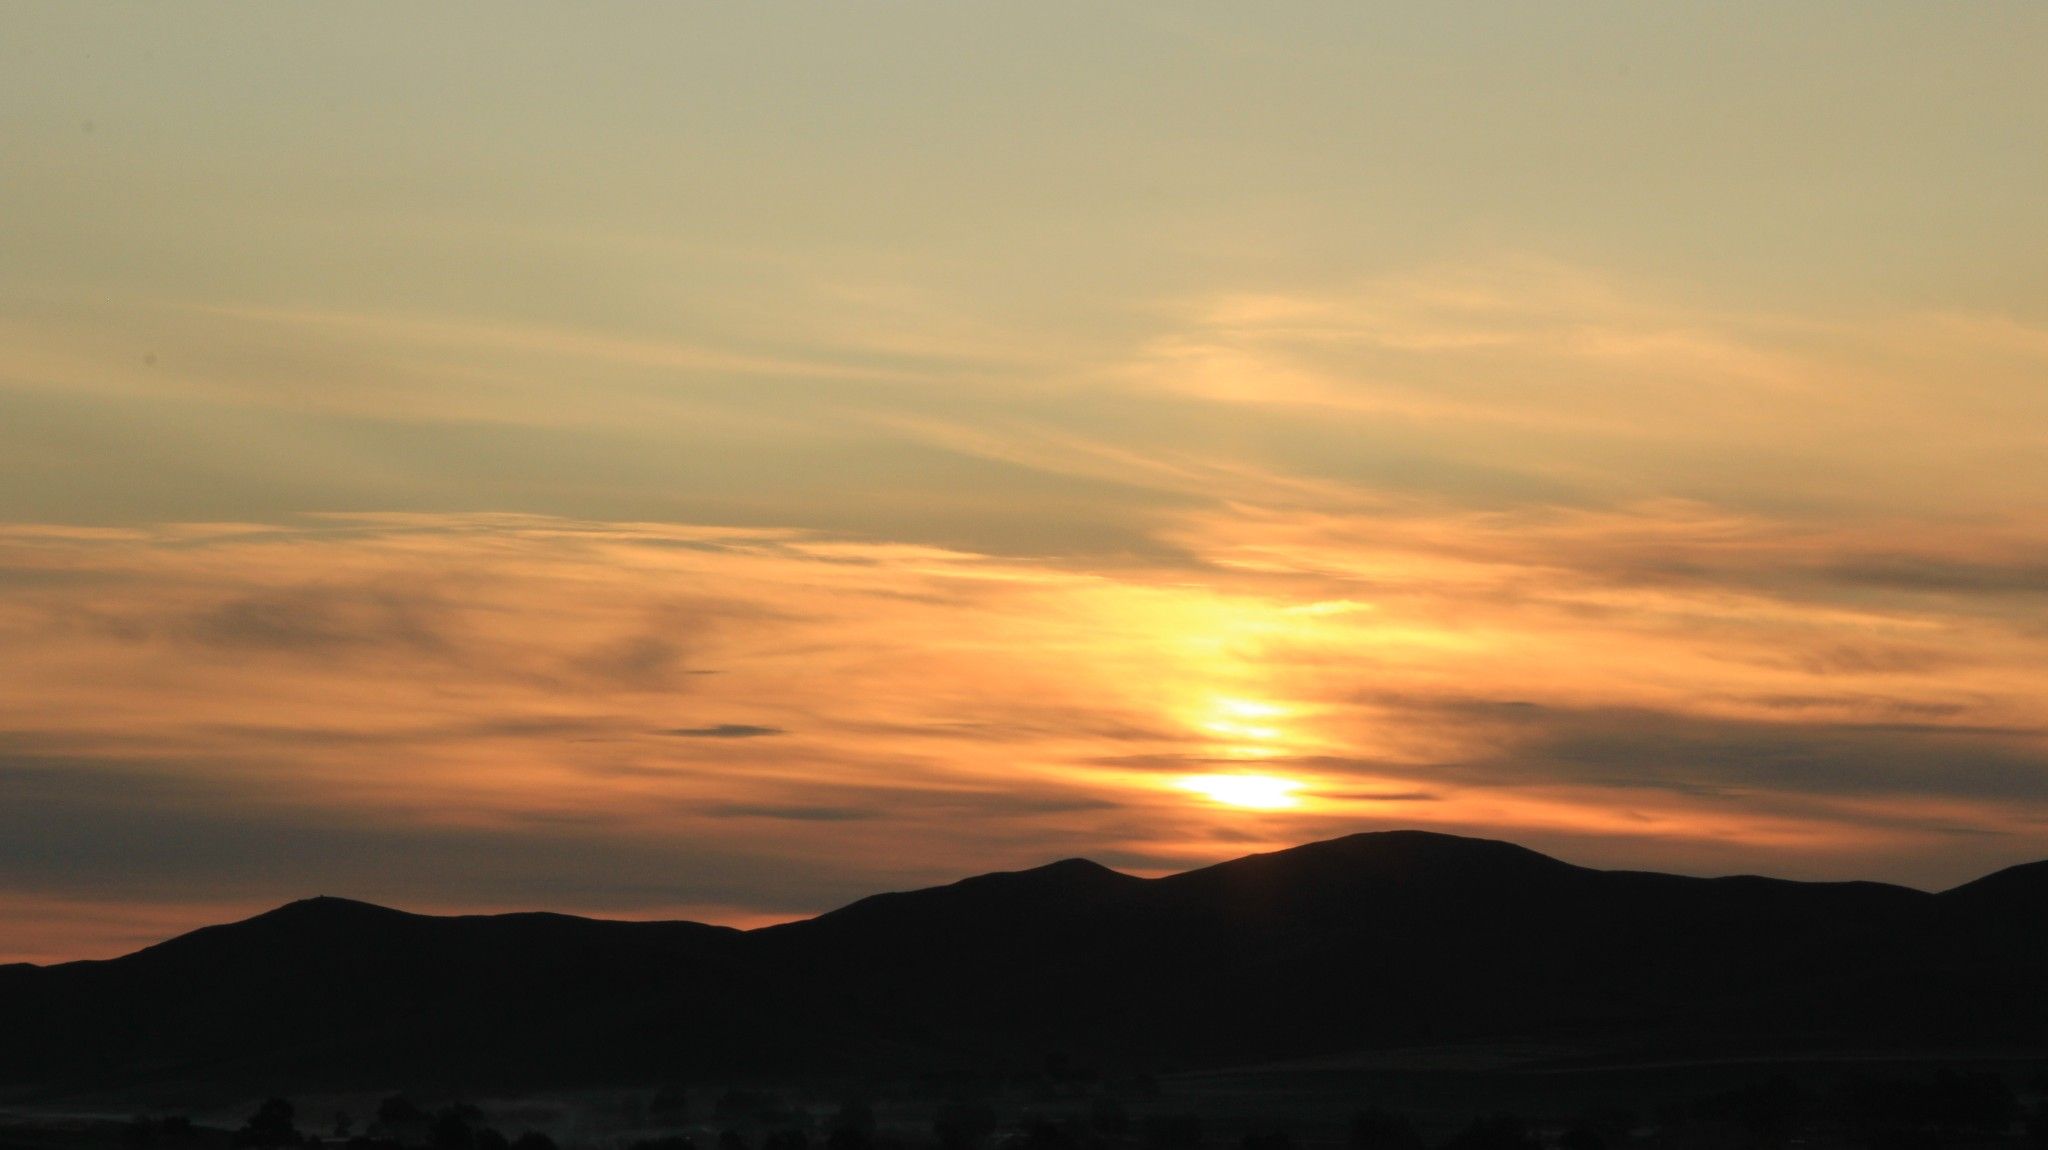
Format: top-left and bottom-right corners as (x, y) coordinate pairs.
(2, 493), (2047, 962)
(5, 264), (2048, 962)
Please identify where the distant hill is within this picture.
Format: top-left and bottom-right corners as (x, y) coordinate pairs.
(3, 830), (2046, 1096)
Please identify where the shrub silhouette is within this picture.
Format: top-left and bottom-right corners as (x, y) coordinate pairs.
(718, 1090), (797, 1127)
(933, 1103), (996, 1150)
(1694, 1076), (1806, 1143)
(1925, 1068), (2016, 1131)
(1438, 1114), (1535, 1150)
(376, 1097), (430, 1141)
(828, 1101), (876, 1150)
(1347, 1109), (1421, 1150)
(127, 1115), (201, 1148)
(627, 1138), (697, 1150)
(1556, 1121), (1605, 1145)
(1140, 1114), (1202, 1150)
(1239, 1130), (1292, 1150)
(1834, 1069), (2017, 1145)
(430, 1106), (488, 1150)
(2026, 1101), (2048, 1149)
(1555, 1127), (1604, 1150)
(1087, 1098), (1128, 1140)
(236, 1099), (303, 1149)
(1019, 1113), (1083, 1150)
(431, 1113), (473, 1150)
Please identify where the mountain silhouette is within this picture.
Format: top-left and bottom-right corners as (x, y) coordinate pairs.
(3, 830), (2045, 1095)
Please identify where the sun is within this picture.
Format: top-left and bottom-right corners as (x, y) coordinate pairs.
(1177, 773), (1304, 810)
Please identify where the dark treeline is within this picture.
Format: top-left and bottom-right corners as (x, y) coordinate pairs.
(97, 1067), (2048, 1150)
(118, 1098), (559, 1150)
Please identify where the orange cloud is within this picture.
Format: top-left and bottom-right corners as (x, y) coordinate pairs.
(4, 502), (2048, 959)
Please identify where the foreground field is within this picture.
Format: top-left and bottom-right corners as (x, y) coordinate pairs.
(8, 1045), (2048, 1150)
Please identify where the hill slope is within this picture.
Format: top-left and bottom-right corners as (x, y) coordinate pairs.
(4, 831), (2046, 1094)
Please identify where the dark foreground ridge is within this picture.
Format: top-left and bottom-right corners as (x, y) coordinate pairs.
(4, 830), (2047, 1094)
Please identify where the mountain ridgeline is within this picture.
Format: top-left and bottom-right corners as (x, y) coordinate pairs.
(3, 831), (2047, 1094)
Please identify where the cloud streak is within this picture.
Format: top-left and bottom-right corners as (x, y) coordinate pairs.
(1, 489), (2046, 959)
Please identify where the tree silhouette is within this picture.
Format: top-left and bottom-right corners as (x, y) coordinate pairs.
(376, 1097), (429, 1141)
(432, 1108), (483, 1150)
(235, 1099), (303, 1149)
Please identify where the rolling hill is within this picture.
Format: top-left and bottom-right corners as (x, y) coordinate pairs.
(3, 831), (2045, 1096)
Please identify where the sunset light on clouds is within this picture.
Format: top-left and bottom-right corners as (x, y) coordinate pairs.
(4, 4), (2048, 962)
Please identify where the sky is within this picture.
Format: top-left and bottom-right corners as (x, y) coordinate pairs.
(4, 3), (2048, 962)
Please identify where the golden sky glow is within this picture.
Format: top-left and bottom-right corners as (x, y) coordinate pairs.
(3, 4), (2048, 961)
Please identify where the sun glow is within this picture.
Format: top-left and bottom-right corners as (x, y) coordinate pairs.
(1213, 697), (1287, 720)
(1196, 696), (1293, 746)
(1177, 773), (1305, 810)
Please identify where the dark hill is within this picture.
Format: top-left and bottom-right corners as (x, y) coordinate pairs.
(1940, 858), (2048, 907)
(0, 895), (759, 1094)
(759, 832), (1942, 1068)
(3, 830), (2046, 1096)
